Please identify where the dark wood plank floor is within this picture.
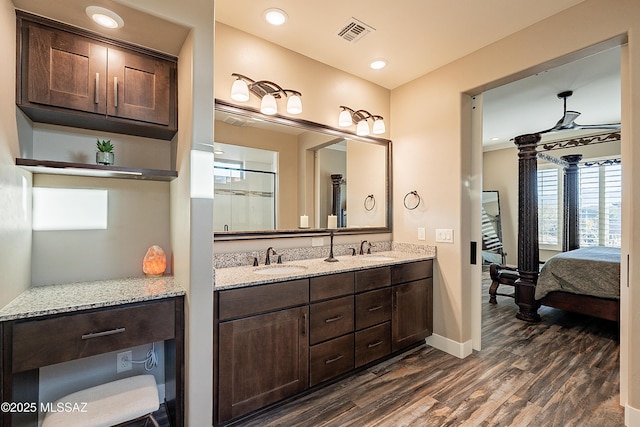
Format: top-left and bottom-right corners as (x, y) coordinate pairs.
(230, 268), (623, 427)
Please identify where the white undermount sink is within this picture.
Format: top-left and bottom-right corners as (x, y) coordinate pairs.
(361, 255), (396, 262)
(254, 265), (308, 275)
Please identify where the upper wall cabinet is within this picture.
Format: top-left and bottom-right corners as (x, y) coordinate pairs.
(16, 12), (178, 141)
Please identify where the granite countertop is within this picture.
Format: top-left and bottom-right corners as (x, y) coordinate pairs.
(215, 250), (434, 290)
(0, 276), (185, 321)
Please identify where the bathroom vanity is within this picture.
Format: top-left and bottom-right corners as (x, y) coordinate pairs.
(213, 253), (433, 425)
(0, 277), (185, 427)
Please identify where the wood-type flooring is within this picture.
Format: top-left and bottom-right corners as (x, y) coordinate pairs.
(229, 268), (623, 427)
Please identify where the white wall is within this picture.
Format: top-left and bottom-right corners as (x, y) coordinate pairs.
(0, 1), (31, 308)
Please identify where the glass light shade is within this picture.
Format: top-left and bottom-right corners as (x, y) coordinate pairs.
(286, 95), (302, 114)
(261, 94), (278, 115)
(338, 110), (353, 127)
(230, 79), (250, 102)
(86, 6), (124, 29)
(372, 118), (386, 134)
(356, 119), (370, 136)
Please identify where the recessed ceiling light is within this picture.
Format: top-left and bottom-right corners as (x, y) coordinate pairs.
(370, 59), (387, 70)
(86, 6), (124, 29)
(491, 137), (500, 141)
(264, 8), (288, 26)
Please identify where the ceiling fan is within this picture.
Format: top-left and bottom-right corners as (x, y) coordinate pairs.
(537, 90), (621, 134)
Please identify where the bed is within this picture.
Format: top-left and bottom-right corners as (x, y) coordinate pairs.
(510, 131), (622, 322)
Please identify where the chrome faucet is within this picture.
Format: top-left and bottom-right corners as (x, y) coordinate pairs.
(265, 247), (277, 265)
(359, 240), (369, 255)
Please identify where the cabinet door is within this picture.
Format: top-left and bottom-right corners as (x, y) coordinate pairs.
(392, 278), (433, 352)
(218, 306), (308, 423)
(25, 23), (107, 114)
(107, 47), (173, 126)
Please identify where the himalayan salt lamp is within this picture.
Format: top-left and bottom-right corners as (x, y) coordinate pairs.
(143, 245), (167, 276)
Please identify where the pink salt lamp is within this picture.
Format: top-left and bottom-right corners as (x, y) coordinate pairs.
(143, 245), (167, 276)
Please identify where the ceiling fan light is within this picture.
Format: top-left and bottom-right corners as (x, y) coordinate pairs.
(338, 110), (352, 127)
(356, 119), (370, 136)
(230, 79), (250, 102)
(286, 95), (302, 114)
(372, 118), (386, 134)
(261, 94), (278, 115)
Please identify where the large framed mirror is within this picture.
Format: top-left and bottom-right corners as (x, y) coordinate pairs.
(213, 99), (392, 240)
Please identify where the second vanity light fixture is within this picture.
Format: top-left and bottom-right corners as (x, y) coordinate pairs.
(338, 106), (386, 136)
(230, 73), (302, 115)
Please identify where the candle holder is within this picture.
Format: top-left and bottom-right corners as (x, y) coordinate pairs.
(324, 230), (339, 262)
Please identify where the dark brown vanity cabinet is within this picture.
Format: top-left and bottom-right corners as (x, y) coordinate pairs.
(216, 280), (309, 424)
(391, 260), (434, 352)
(16, 12), (177, 140)
(214, 259), (433, 425)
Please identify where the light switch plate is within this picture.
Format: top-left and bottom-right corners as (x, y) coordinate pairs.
(435, 228), (454, 243)
(418, 227), (426, 241)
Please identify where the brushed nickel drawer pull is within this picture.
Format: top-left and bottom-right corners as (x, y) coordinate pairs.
(368, 305), (383, 312)
(95, 73), (99, 104)
(114, 77), (118, 107)
(325, 315), (343, 323)
(325, 354), (344, 364)
(367, 340), (383, 349)
(81, 327), (125, 340)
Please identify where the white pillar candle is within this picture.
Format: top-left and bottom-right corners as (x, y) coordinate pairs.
(300, 215), (309, 228)
(327, 215), (337, 229)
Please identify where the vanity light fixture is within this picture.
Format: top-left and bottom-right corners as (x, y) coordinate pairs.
(230, 73), (302, 115)
(338, 106), (386, 136)
(264, 8), (288, 26)
(86, 6), (124, 29)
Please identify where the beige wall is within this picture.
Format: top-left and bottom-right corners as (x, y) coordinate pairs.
(391, 0), (639, 417)
(483, 140), (622, 265)
(0, 1), (31, 308)
(214, 23), (390, 138)
(214, 120), (299, 229)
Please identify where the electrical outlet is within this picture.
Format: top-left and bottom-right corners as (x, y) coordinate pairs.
(117, 350), (132, 373)
(417, 227), (426, 241)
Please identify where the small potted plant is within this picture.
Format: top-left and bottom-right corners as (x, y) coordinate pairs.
(96, 139), (114, 165)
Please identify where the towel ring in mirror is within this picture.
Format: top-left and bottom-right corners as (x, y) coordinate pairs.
(364, 194), (376, 211)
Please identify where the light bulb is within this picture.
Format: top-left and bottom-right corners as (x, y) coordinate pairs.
(261, 94), (278, 115)
(339, 110), (352, 127)
(230, 79), (250, 102)
(287, 95), (302, 114)
(356, 119), (370, 136)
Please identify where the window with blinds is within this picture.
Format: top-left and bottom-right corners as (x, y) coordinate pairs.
(579, 163), (621, 247)
(537, 168), (560, 246)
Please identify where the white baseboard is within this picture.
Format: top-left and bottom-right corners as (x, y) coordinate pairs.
(626, 402), (640, 426)
(425, 334), (473, 358)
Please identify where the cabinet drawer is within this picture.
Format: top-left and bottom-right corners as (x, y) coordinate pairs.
(355, 288), (391, 330)
(391, 260), (433, 284)
(218, 279), (309, 320)
(355, 322), (391, 367)
(309, 296), (354, 345)
(355, 266), (391, 292)
(310, 272), (354, 302)
(12, 299), (175, 373)
(309, 334), (354, 386)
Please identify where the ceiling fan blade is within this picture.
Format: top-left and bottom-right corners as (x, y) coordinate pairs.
(573, 122), (621, 130)
(558, 110), (581, 128)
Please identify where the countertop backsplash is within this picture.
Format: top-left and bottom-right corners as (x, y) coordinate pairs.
(213, 240), (436, 269)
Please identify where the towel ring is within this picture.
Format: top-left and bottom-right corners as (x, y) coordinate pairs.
(403, 191), (421, 210)
(364, 194), (376, 211)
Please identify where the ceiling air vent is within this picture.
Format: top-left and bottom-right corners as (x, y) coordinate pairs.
(222, 115), (248, 127)
(336, 18), (375, 43)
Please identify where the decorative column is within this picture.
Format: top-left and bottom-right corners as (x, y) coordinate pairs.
(331, 174), (343, 227)
(561, 154), (582, 252)
(514, 133), (541, 322)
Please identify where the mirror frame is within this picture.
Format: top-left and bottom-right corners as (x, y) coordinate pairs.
(214, 99), (393, 241)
